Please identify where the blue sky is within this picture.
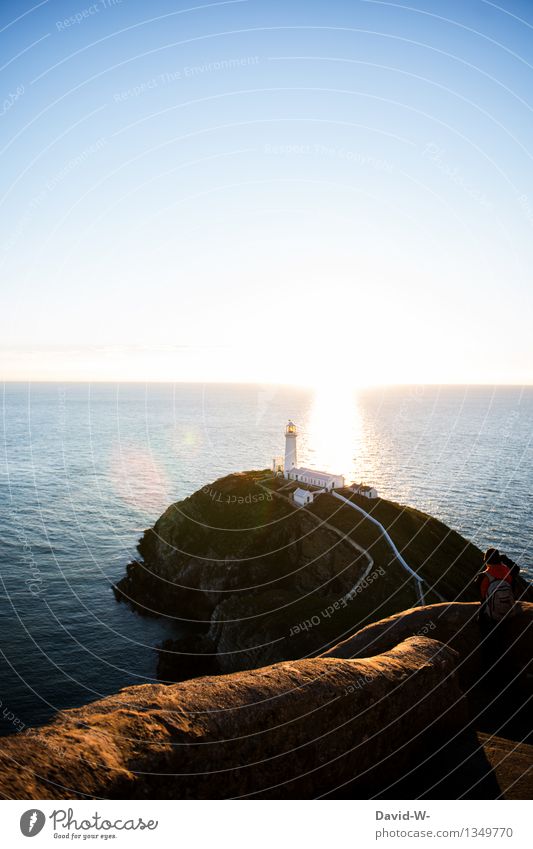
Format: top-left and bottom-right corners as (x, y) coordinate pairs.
(1, 0), (533, 384)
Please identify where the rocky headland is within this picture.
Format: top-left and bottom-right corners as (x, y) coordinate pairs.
(112, 470), (530, 680)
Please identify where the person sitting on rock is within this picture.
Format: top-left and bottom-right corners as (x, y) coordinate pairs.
(476, 548), (521, 689)
(476, 547), (516, 628)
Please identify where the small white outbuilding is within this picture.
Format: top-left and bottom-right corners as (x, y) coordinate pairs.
(271, 456), (284, 474)
(351, 483), (378, 499)
(293, 487), (314, 507)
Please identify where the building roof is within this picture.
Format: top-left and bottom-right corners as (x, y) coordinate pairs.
(291, 466), (343, 481)
(294, 487), (313, 498)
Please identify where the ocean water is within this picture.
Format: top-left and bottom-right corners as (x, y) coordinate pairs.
(0, 382), (531, 735)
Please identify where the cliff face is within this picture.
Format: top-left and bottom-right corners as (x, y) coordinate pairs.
(114, 472), (486, 680)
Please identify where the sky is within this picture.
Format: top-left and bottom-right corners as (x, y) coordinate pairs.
(1, 0), (532, 386)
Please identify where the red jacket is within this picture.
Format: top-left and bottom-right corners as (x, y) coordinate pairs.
(479, 563), (513, 600)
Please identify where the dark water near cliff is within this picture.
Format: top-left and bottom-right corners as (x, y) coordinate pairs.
(0, 383), (531, 735)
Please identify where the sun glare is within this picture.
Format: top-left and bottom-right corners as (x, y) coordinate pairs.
(303, 381), (363, 482)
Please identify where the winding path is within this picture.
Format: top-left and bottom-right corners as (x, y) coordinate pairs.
(332, 491), (439, 604)
(255, 478), (376, 600)
(256, 477), (446, 606)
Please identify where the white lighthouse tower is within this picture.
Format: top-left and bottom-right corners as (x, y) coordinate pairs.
(284, 420), (298, 472)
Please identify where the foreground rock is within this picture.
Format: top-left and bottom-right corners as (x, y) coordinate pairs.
(477, 734), (533, 800)
(0, 637), (464, 800)
(371, 731), (533, 800)
(324, 601), (533, 692)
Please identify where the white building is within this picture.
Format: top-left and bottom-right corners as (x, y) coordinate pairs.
(293, 487), (314, 507)
(351, 482), (378, 499)
(287, 467), (344, 490)
(272, 421), (345, 490)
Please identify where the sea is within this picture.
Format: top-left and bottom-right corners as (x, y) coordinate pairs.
(0, 383), (531, 735)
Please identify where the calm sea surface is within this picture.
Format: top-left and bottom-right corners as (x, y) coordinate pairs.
(0, 383), (531, 734)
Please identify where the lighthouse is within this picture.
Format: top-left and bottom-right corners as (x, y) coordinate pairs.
(271, 421), (345, 489)
(285, 420), (298, 471)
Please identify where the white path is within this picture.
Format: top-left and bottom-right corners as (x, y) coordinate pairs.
(332, 491), (430, 604)
(255, 479), (376, 601)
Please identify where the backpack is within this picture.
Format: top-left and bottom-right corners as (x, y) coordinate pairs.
(485, 575), (516, 621)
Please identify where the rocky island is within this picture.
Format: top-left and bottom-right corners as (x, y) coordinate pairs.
(113, 470), (490, 680)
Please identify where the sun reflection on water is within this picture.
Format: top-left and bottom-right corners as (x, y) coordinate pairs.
(301, 384), (363, 482)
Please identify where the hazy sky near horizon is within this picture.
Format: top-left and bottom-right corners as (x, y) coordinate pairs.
(1, 0), (533, 386)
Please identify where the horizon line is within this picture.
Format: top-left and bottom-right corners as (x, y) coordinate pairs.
(2, 379), (532, 388)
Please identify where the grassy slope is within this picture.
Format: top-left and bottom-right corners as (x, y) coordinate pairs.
(151, 470), (294, 556)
